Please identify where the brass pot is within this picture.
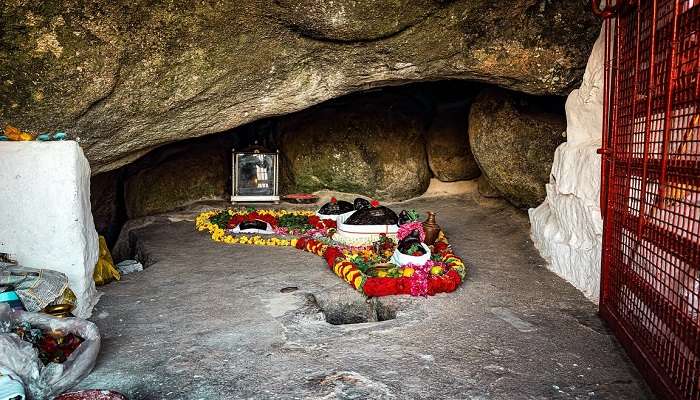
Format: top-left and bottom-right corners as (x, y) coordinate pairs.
(422, 211), (441, 246)
(43, 304), (75, 318)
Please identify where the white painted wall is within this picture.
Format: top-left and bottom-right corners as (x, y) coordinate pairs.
(0, 141), (99, 317)
(529, 25), (606, 302)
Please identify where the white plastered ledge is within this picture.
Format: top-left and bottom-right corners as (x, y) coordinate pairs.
(0, 141), (99, 317)
(529, 25), (606, 303)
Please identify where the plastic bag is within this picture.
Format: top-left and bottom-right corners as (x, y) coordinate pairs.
(0, 265), (71, 313)
(0, 304), (100, 400)
(0, 364), (28, 399)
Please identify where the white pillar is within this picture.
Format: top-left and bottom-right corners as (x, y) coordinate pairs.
(0, 141), (99, 317)
(529, 25), (606, 302)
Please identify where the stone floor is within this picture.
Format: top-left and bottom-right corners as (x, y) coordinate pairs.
(77, 194), (654, 399)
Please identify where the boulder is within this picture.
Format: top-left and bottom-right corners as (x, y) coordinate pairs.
(426, 102), (480, 182)
(124, 145), (228, 218)
(0, 1), (599, 173)
(279, 93), (430, 201)
(468, 88), (566, 208)
(477, 175), (501, 198)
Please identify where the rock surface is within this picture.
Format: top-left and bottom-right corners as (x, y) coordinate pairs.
(469, 88), (566, 208)
(76, 195), (653, 399)
(279, 93), (431, 201)
(425, 102), (480, 182)
(124, 143), (228, 219)
(0, 1), (599, 173)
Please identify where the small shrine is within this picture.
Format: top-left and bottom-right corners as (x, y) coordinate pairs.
(231, 143), (280, 204)
(196, 197), (466, 297)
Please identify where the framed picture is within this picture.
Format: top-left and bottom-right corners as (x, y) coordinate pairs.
(231, 148), (279, 203)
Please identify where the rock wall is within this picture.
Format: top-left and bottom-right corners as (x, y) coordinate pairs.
(124, 145), (229, 219)
(529, 26), (606, 302)
(0, 141), (99, 317)
(0, 1), (599, 174)
(87, 81), (567, 221)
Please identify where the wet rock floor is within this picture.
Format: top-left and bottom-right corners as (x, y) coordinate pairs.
(77, 195), (654, 399)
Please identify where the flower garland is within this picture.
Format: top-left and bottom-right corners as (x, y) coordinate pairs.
(195, 208), (466, 297)
(397, 221), (425, 242)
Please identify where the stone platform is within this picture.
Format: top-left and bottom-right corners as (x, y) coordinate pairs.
(77, 195), (653, 399)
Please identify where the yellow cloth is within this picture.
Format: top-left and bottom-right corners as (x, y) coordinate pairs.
(93, 236), (121, 286)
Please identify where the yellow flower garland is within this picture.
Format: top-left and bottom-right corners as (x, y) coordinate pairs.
(195, 209), (314, 247)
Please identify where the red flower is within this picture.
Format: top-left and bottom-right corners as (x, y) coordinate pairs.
(433, 241), (449, 254)
(324, 247), (343, 266)
(308, 215), (322, 229)
(444, 269), (461, 292)
(227, 215), (244, 229)
(331, 197), (337, 203)
(427, 276), (439, 296)
(227, 212), (278, 228)
(370, 199), (380, 207)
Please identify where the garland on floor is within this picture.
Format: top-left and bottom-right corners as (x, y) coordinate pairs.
(195, 208), (466, 297)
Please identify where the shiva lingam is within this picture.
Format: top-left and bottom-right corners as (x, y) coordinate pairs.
(422, 211), (441, 246)
(331, 198), (400, 245)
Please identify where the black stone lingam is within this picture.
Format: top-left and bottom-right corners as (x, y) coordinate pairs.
(353, 197), (371, 210)
(344, 201), (398, 225)
(318, 199), (354, 215)
(398, 210), (412, 226)
(238, 220), (269, 231)
(397, 229), (426, 256)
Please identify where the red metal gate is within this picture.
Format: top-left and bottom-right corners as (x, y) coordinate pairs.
(597, 1), (700, 399)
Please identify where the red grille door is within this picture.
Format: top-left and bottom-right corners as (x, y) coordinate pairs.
(599, 1), (700, 399)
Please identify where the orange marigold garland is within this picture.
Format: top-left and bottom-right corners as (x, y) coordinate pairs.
(196, 209), (466, 297)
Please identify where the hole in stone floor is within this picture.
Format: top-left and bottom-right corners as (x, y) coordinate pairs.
(374, 299), (397, 322)
(316, 296), (398, 326)
(280, 286), (299, 293)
